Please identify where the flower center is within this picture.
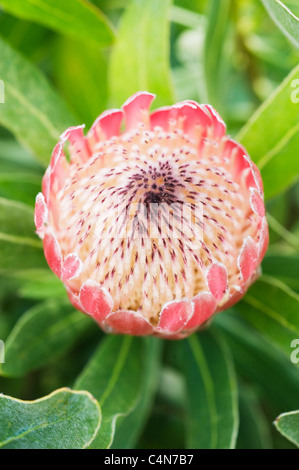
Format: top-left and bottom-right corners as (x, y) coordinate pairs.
(52, 125), (259, 323)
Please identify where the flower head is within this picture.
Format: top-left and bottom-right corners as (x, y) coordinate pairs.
(35, 92), (268, 338)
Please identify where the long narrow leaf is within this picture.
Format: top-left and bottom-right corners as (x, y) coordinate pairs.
(0, 300), (93, 377)
(237, 385), (272, 449)
(239, 276), (299, 361)
(237, 64), (299, 199)
(75, 335), (161, 449)
(109, 0), (175, 108)
(172, 329), (239, 449)
(203, 0), (231, 110)
(215, 313), (299, 411)
(261, 0), (299, 48)
(0, 37), (76, 164)
(111, 338), (162, 449)
(0, 197), (45, 271)
(0, 0), (115, 47)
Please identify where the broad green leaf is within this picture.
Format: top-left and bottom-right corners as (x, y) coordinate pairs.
(54, 36), (108, 128)
(0, 37), (76, 164)
(0, 197), (45, 271)
(109, 0), (175, 108)
(75, 335), (161, 449)
(173, 329), (239, 449)
(284, 0), (299, 16)
(237, 64), (299, 199)
(262, 255), (299, 291)
(261, 0), (299, 48)
(111, 337), (162, 449)
(0, 388), (101, 449)
(203, 0), (231, 111)
(215, 313), (299, 412)
(239, 276), (299, 361)
(0, 300), (93, 377)
(0, 0), (115, 48)
(274, 410), (299, 447)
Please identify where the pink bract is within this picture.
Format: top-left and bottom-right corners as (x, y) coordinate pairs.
(35, 91), (268, 339)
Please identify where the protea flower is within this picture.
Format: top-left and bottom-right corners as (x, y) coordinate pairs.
(34, 92), (268, 339)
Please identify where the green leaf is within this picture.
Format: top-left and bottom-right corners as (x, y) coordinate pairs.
(239, 276), (299, 361)
(0, 197), (45, 271)
(173, 329), (239, 449)
(170, 5), (205, 28)
(261, 0), (299, 48)
(237, 64), (299, 199)
(203, 0), (231, 111)
(0, 139), (43, 173)
(0, 140), (43, 205)
(0, 300), (93, 377)
(0, 388), (101, 449)
(0, 172), (41, 206)
(75, 335), (161, 449)
(0, 0), (115, 48)
(274, 410), (299, 448)
(262, 255), (299, 291)
(215, 313), (299, 412)
(15, 269), (67, 300)
(135, 367), (186, 449)
(237, 385), (272, 449)
(0, 11), (51, 60)
(0, 37), (76, 164)
(109, 0), (175, 108)
(53, 36), (108, 128)
(267, 212), (299, 252)
(111, 337), (162, 449)
(259, 132), (299, 199)
(92, 0), (127, 11)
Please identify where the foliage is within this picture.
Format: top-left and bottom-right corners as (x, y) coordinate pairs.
(0, 0), (298, 449)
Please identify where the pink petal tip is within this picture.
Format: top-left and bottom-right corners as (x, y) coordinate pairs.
(122, 91), (155, 130)
(105, 310), (153, 336)
(207, 263), (228, 301)
(238, 236), (258, 283)
(43, 233), (62, 279)
(61, 253), (82, 282)
(185, 292), (217, 330)
(34, 192), (47, 231)
(158, 300), (194, 334)
(79, 280), (113, 322)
